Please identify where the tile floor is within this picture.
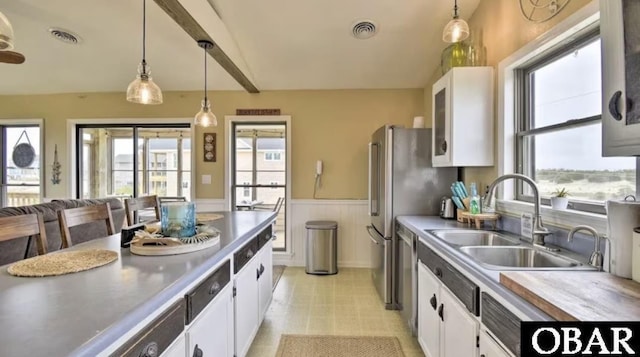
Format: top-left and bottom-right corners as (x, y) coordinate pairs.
(247, 267), (425, 357)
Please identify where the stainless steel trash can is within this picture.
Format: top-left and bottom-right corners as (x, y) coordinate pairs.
(305, 220), (338, 275)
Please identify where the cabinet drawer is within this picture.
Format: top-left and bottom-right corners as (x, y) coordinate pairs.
(234, 237), (258, 273)
(111, 299), (185, 357)
(481, 292), (521, 356)
(418, 241), (479, 315)
(257, 224), (273, 250)
(185, 260), (231, 325)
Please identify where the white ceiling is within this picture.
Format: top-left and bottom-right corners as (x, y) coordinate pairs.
(0, 0), (480, 94)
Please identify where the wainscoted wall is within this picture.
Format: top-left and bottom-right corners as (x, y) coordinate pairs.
(194, 198), (374, 268)
(279, 200), (373, 268)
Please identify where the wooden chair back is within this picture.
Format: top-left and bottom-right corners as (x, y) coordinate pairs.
(58, 203), (115, 248)
(0, 213), (48, 257)
(124, 195), (161, 226)
(158, 196), (187, 205)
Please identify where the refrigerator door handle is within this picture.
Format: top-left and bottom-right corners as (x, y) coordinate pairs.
(366, 225), (385, 244)
(368, 142), (379, 216)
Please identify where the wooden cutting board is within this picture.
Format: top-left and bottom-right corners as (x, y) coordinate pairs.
(500, 271), (640, 321)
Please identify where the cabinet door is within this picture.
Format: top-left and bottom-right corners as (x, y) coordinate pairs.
(432, 72), (451, 167)
(258, 240), (273, 321)
(440, 287), (479, 357)
(479, 330), (512, 357)
(235, 257), (260, 357)
(602, 0), (640, 156)
(161, 334), (185, 357)
(186, 285), (234, 357)
(418, 262), (441, 357)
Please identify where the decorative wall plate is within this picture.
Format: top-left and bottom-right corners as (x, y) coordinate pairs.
(519, 0), (571, 23)
(12, 142), (35, 168)
(203, 133), (216, 162)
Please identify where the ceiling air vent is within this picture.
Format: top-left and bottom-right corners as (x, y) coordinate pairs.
(351, 20), (377, 40)
(48, 28), (81, 45)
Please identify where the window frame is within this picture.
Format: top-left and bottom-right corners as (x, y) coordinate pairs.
(515, 28), (638, 214)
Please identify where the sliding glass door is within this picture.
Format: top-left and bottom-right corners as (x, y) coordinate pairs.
(77, 125), (191, 200)
(0, 125), (41, 207)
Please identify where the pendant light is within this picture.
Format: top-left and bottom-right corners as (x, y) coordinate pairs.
(442, 0), (470, 43)
(126, 0), (163, 105)
(194, 40), (217, 127)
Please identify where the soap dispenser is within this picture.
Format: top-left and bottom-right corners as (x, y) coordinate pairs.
(469, 182), (481, 214)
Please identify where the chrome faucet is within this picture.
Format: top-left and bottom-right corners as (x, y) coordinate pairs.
(568, 225), (605, 271)
(483, 174), (553, 248)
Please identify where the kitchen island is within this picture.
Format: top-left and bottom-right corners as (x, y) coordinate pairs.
(0, 211), (276, 357)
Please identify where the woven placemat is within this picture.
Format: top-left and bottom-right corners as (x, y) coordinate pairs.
(7, 249), (118, 277)
(196, 213), (224, 223)
(275, 335), (405, 357)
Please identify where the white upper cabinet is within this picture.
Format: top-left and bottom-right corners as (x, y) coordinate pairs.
(432, 67), (494, 167)
(601, 0), (640, 156)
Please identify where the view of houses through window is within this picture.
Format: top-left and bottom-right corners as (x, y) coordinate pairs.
(77, 125), (191, 201)
(233, 123), (287, 250)
(1, 125), (41, 207)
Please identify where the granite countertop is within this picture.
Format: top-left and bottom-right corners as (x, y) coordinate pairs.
(397, 215), (553, 321)
(0, 211), (276, 357)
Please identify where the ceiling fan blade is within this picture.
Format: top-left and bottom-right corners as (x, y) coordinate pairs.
(0, 50), (25, 64)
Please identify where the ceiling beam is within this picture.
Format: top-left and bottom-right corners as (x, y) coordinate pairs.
(153, 0), (259, 93)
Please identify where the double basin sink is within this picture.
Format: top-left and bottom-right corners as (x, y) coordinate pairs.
(427, 230), (591, 270)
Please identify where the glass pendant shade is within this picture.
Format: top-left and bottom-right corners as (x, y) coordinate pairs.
(0, 11), (15, 50)
(126, 63), (163, 105)
(194, 99), (217, 127)
(442, 17), (469, 43)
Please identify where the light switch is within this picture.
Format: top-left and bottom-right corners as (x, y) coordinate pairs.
(201, 175), (212, 185)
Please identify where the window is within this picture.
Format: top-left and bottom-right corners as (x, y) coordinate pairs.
(1, 125), (41, 207)
(516, 30), (636, 213)
(264, 151), (282, 161)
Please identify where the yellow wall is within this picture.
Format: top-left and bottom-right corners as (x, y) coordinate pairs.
(425, 0), (593, 189)
(0, 89), (423, 200)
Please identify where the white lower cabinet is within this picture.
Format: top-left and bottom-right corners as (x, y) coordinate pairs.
(258, 240), (273, 321)
(186, 285), (234, 357)
(479, 330), (512, 357)
(418, 262), (441, 357)
(162, 334), (186, 357)
(234, 255), (260, 357)
(417, 261), (479, 357)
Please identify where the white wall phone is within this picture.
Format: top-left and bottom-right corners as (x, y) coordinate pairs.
(314, 160), (323, 198)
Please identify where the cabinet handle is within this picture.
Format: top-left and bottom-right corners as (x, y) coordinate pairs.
(441, 140), (448, 153)
(434, 267), (443, 278)
(480, 355), (486, 357)
(260, 263), (265, 275)
(138, 342), (158, 357)
(257, 267), (261, 280)
(192, 344), (203, 357)
(208, 281), (221, 295)
(609, 90), (623, 121)
(437, 304), (444, 321)
(430, 294), (437, 310)
(246, 249), (254, 259)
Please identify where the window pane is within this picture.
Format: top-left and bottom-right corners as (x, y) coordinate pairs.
(531, 39), (601, 128)
(182, 138), (191, 171)
(6, 185), (39, 207)
(5, 127), (40, 185)
(113, 171), (133, 196)
(531, 124), (636, 201)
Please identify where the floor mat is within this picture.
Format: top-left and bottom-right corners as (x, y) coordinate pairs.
(275, 335), (405, 357)
(272, 265), (286, 290)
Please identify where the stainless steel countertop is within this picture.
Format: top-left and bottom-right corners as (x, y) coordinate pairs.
(0, 211), (276, 357)
(397, 215), (553, 321)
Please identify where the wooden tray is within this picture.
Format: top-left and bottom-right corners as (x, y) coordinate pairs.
(458, 211), (500, 230)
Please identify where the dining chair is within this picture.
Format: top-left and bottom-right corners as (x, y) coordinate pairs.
(58, 203), (115, 248)
(124, 195), (161, 226)
(0, 213), (48, 259)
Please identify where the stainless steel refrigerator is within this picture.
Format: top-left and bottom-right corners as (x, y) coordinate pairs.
(366, 125), (457, 311)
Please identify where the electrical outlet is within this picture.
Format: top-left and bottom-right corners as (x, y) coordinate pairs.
(521, 213), (533, 238)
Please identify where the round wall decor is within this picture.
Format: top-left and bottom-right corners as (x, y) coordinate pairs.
(12, 143), (35, 168)
(519, 0), (571, 23)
